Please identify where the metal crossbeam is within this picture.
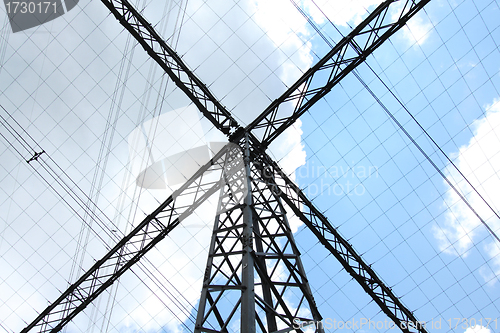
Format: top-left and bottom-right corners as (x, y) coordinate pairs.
(244, 0), (431, 148)
(21, 144), (243, 333)
(254, 152), (427, 333)
(22, 0), (433, 331)
(101, 0), (241, 137)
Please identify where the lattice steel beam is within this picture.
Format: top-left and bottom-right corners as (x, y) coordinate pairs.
(21, 144), (244, 333)
(244, 0), (431, 148)
(101, 0), (241, 137)
(253, 152), (428, 333)
(22, 0), (433, 331)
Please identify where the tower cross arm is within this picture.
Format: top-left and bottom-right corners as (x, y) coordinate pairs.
(101, 0), (241, 136)
(20, 144), (239, 333)
(101, 0), (431, 150)
(256, 152), (428, 333)
(244, 0), (431, 148)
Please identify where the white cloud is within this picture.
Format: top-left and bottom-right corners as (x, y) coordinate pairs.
(401, 14), (433, 46)
(271, 119), (307, 177)
(251, 0), (313, 87)
(390, 1), (433, 46)
(464, 325), (492, 333)
(304, 0), (383, 27)
(434, 98), (500, 279)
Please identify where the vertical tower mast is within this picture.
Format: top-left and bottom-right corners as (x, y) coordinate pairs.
(195, 135), (324, 332)
(240, 135), (256, 333)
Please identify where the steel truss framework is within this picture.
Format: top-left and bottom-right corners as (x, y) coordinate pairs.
(194, 136), (323, 333)
(22, 0), (432, 332)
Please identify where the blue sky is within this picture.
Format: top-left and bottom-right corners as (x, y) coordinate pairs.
(294, 0), (500, 331)
(0, 0), (499, 332)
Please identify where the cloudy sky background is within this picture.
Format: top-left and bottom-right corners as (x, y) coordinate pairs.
(1, 0), (499, 332)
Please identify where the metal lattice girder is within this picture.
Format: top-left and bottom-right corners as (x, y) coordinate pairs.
(245, 0), (431, 147)
(249, 163), (323, 333)
(23, 0), (434, 331)
(102, 0), (430, 149)
(21, 143), (245, 333)
(100, 0), (240, 137)
(253, 152), (428, 333)
(195, 136), (323, 333)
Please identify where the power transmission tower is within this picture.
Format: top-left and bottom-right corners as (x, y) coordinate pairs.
(21, 0), (432, 332)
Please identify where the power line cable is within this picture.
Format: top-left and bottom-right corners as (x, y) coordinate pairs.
(291, 0), (500, 245)
(360, 62), (500, 243)
(351, 67), (500, 244)
(0, 104), (197, 330)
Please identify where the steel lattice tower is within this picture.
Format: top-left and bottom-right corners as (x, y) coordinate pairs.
(193, 135), (323, 332)
(21, 0), (433, 332)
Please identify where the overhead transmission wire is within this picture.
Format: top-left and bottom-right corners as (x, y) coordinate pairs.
(88, 10), (143, 333)
(306, 0), (500, 316)
(69, 7), (139, 333)
(288, 0), (500, 322)
(58, 0), (202, 331)
(0, 104), (197, 331)
(291, 0), (500, 245)
(96, 0), (204, 331)
(360, 63), (500, 244)
(91, 0), (159, 328)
